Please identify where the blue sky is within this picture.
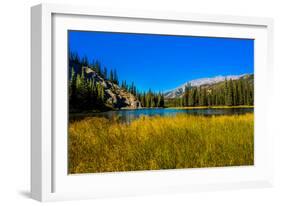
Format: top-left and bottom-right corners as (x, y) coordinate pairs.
(69, 31), (254, 92)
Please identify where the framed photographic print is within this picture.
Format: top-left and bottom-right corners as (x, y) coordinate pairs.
(31, 3), (274, 201)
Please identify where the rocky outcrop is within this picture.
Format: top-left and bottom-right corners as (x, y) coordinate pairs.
(83, 66), (142, 109)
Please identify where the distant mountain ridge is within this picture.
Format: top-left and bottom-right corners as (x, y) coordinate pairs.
(164, 74), (251, 99)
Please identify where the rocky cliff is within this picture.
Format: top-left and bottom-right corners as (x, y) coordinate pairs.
(82, 66), (142, 109)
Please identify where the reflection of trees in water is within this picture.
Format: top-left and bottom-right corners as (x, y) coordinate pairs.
(92, 108), (254, 123)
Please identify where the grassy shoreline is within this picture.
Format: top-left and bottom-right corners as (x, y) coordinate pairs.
(68, 113), (254, 174)
(69, 105), (254, 120)
(168, 105), (254, 110)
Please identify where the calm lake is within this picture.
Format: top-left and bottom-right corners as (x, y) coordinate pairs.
(91, 108), (254, 123)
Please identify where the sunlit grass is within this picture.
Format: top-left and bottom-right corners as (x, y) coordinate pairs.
(68, 113), (254, 174)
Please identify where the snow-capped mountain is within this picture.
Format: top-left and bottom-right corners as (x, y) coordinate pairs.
(164, 74), (249, 98)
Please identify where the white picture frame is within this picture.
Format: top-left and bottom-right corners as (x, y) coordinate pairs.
(31, 3), (274, 202)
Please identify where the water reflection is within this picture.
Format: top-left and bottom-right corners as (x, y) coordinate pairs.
(91, 108), (254, 123)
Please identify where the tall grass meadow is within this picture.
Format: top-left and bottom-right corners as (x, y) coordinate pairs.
(68, 114), (254, 174)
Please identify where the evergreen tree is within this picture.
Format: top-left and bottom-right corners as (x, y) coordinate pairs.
(184, 85), (190, 106)
(199, 87), (207, 106)
(103, 67), (108, 79)
(109, 69), (114, 82)
(233, 81), (238, 106)
(238, 80), (244, 105)
(81, 56), (89, 66)
(141, 92), (146, 107)
(69, 67), (77, 110)
(226, 79), (234, 106)
(113, 69), (119, 85)
(205, 92), (209, 106)
(160, 94), (165, 107)
(188, 88), (194, 106)
(94, 61), (101, 75)
(157, 93), (162, 107)
(224, 78), (228, 105)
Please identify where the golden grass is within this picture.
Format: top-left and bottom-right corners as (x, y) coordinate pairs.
(68, 113), (254, 174)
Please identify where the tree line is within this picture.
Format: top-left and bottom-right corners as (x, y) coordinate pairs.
(70, 52), (119, 84)
(69, 66), (108, 112)
(69, 51), (253, 112)
(69, 52), (165, 111)
(165, 77), (254, 107)
(120, 81), (165, 108)
(138, 90), (165, 108)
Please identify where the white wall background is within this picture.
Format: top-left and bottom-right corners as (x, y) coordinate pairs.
(0, 0), (280, 205)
